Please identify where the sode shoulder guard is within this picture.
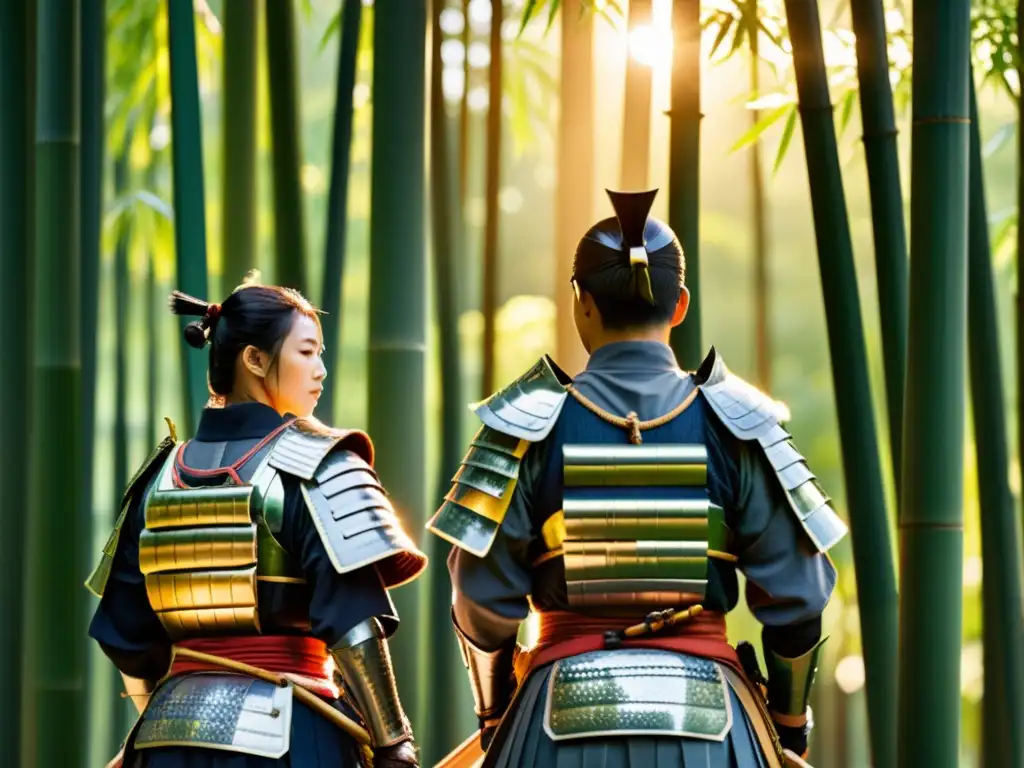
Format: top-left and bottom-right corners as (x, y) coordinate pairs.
(697, 348), (848, 553)
(85, 424), (178, 598)
(270, 420), (428, 589)
(428, 356), (572, 557)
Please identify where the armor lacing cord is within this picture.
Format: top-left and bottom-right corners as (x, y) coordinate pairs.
(567, 385), (699, 445)
(603, 604), (704, 649)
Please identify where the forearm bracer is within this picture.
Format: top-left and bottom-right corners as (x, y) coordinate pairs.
(453, 616), (516, 720)
(331, 618), (413, 748)
(763, 634), (827, 718)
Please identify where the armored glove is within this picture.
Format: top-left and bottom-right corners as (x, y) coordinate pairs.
(373, 739), (419, 767)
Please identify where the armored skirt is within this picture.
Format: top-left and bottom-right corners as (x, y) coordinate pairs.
(123, 696), (364, 768)
(489, 651), (770, 768)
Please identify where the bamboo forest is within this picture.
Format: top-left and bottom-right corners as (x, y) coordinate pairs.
(0, 0), (1022, 766)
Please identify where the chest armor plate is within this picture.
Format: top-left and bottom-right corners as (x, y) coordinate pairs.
(560, 443), (726, 612)
(138, 444), (303, 639)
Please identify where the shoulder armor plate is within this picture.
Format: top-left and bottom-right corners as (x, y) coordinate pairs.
(300, 447), (427, 589)
(268, 420), (374, 480)
(427, 425), (530, 557)
(471, 355), (571, 442)
(85, 433), (177, 597)
(698, 357), (847, 553)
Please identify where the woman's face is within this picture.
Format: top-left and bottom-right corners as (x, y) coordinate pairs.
(265, 313), (327, 418)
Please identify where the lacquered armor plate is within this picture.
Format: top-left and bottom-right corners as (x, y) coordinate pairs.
(561, 443), (725, 609)
(134, 673), (292, 758)
(544, 650), (732, 741)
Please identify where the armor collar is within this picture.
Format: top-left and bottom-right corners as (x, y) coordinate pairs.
(196, 402), (290, 441)
(584, 340), (679, 372)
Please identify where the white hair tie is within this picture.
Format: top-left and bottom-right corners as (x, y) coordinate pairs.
(629, 246), (649, 266)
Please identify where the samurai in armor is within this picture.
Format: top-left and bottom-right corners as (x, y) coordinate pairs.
(87, 279), (426, 767)
(429, 190), (846, 768)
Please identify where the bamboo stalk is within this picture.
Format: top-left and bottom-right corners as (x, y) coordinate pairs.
(620, 0), (652, 190)
(265, 0), (308, 294)
(897, 3), (971, 765)
(0, 0), (33, 762)
(749, 1), (770, 390)
(427, 1), (469, 759)
(368, 0), (429, 736)
(221, 0), (258, 292)
(780, 2), (898, 765)
(667, 0), (702, 370)
(319, 0), (362, 424)
(167, 0), (211, 434)
(967, 72), (1024, 768)
(849, 0), (908, 505)
(555, 0), (594, 376)
(481, 0), (503, 396)
(24, 1), (86, 764)
(1017, 0), (1024, 545)
(81, 0), (110, 758)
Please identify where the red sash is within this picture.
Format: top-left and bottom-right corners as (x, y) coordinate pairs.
(169, 635), (338, 699)
(516, 610), (746, 681)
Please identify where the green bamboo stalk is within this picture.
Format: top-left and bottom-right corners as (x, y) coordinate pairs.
(849, 0), (908, 504)
(112, 146), (137, 740)
(80, 0), (111, 760)
(898, 3), (971, 765)
(23, 2), (85, 765)
(167, 0), (210, 434)
(1017, 0), (1024, 542)
(780, 2), (898, 766)
(265, 0), (308, 294)
(221, 0), (258, 291)
(620, 0), (652, 189)
(368, 0), (428, 738)
(967, 73), (1024, 768)
(146, 149), (161, 450)
(554, 0), (593, 375)
(426, 0), (469, 760)
(749, 1), (770, 390)
(319, 0), (362, 424)
(667, 0), (702, 369)
(480, 0), (503, 396)
(0, 0), (33, 762)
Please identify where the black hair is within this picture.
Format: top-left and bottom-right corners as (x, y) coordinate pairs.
(570, 189), (685, 330)
(168, 272), (321, 397)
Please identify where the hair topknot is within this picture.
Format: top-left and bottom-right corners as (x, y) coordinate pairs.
(166, 274), (323, 397)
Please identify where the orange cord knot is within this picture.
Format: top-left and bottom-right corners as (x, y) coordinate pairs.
(625, 411), (642, 444)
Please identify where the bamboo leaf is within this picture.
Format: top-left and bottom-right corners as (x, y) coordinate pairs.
(319, 9), (342, 52)
(729, 102), (791, 152)
(773, 108), (798, 174)
(519, 0), (546, 36)
(983, 121), (1016, 157)
(838, 87), (857, 137)
(708, 14), (735, 59)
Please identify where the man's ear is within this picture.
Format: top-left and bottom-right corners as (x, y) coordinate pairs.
(242, 345), (268, 378)
(670, 287), (690, 328)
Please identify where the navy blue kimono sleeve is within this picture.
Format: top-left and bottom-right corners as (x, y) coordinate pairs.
(277, 475), (399, 644)
(88, 488), (173, 681)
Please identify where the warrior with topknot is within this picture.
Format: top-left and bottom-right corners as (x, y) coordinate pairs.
(88, 278), (424, 767)
(431, 190), (844, 768)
